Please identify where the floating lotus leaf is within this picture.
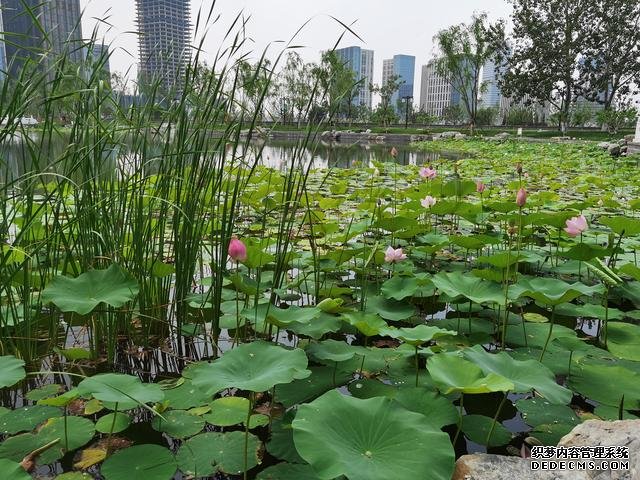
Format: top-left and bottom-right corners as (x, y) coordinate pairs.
(267, 412), (304, 464)
(203, 397), (250, 426)
(605, 322), (640, 361)
(462, 414), (511, 447)
(567, 363), (640, 409)
(431, 271), (505, 305)
(306, 339), (363, 363)
(175, 431), (260, 476)
(77, 374), (164, 411)
(37, 416), (96, 464)
(275, 366), (352, 408)
(600, 216), (640, 236)
(151, 410), (205, 439)
(341, 311), (388, 337)
(381, 275), (419, 300)
(365, 295), (416, 321)
(0, 405), (62, 435)
(0, 356), (25, 389)
(509, 276), (603, 306)
(61, 468), (99, 478)
(256, 463), (324, 480)
(530, 423), (575, 446)
(463, 345), (572, 404)
(25, 384), (63, 401)
(0, 458), (30, 480)
(187, 341), (311, 396)
(593, 405), (639, 421)
(286, 312), (342, 339)
(265, 305), (322, 328)
(392, 388), (458, 429)
(41, 264), (139, 315)
(292, 390), (455, 480)
(101, 444), (177, 480)
(515, 398), (580, 427)
(161, 378), (211, 410)
(427, 354), (514, 394)
(505, 322), (576, 349)
(384, 324), (457, 346)
(95, 412), (130, 434)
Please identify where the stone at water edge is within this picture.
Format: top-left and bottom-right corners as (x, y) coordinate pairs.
(452, 454), (583, 480)
(452, 419), (639, 480)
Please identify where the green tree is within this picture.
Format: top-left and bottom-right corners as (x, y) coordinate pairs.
(441, 104), (465, 125)
(499, 0), (592, 134)
(476, 107), (499, 126)
(312, 51), (358, 123)
(434, 13), (505, 133)
(370, 74), (403, 127)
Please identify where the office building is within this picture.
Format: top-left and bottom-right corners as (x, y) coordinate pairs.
(419, 59), (454, 117)
(383, 54), (415, 111)
(479, 59), (502, 109)
(136, 0), (192, 94)
(334, 46), (374, 109)
(1, 0), (83, 78)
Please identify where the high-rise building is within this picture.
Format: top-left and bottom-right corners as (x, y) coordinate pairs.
(479, 59), (502, 110)
(1, 0), (83, 78)
(382, 54), (415, 111)
(0, 5), (6, 79)
(334, 46), (374, 110)
(419, 59), (454, 117)
(136, 0), (192, 94)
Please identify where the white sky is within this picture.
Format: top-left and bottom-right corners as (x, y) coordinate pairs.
(79, 0), (512, 90)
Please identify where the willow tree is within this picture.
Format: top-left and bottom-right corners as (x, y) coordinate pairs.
(434, 13), (505, 133)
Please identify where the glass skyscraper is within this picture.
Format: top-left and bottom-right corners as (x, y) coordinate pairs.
(382, 54), (415, 112)
(136, 0), (192, 94)
(334, 46), (374, 110)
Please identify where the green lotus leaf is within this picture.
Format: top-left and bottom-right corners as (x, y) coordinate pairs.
(0, 405), (62, 435)
(265, 305), (322, 328)
(463, 345), (572, 404)
(505, 322), (576, 348)
(203, 397), (250, 427)
(381, 275), (419, 300)
(256, 463), (324, 480)
(427, 354), (514, 394)
(306, 339), (363, 363)
(392, 388), (458, 429)
(341, 311), (388, 337)
(267, 412), (304, 464)
(515, 398), (580, 427)
(384, 324), (457, 346)
(562, 243), (608, 261)
(275, 366), (352, 408)
(176, 431), (260, 476)
(605, 322), (640, 361)
(95, 412), (131, 434)
(151, 410), (205, 439)
(292, 390), (455, 480)
(555, 303), (623, 320)
(510, 276), (603, 306)
(25, 384), (63, 401)
(187, 341), (311, 396)
(593, 405), (639, 421)
(77, 374), (164, 410)
(600, 216), (640, 236)
(0, 356), (25, 389)
(431, 271), (505, 305)
(161, 378), (211, 410)
(37, 416), (96, 464)
(365, 295), (416, 321)
(0, 458), (30, 480)
(101, 444), (177, 480)
(530, 423), (575, 446)
(41, 264), (139, 315)
(461, 414), (511, 447)
(567, 363), (640, 409)
(286, 312), (342, 339)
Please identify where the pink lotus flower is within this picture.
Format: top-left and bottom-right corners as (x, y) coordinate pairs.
(390, 147), (398, 158)
(476, 181), (486, 193)
(419, 167), (437, 179)
(228, 238), (247, 262)
(565, 215), (588, 237)
(516, 188), (527, 208)
(384, 246), (407, 263)
(421, 195), (437, 208)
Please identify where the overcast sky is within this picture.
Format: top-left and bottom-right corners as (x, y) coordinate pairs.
(79, 0), (512, 88)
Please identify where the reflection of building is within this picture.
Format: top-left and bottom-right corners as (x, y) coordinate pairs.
(419, 59), (454, 117)
(136, 0), (192, 94)
(383, 54), (415, 112)
(334, 46), (374, 109)
(1, 0), (83, 78)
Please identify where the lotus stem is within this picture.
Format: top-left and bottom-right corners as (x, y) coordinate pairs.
(539, 306), (556, 362)
(452, 393), (464, 447)
(486, 391), (508, 446)
(244, 393), (253, 480)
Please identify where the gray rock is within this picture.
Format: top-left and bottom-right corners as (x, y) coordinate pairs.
(441, 131), (461, 139)
(494, 132), (512, 139)
(597, 142), (610, 150)
(452, 454), (584, 480)
(454, 133), (467, 139)
(624, 134), (635, 142)
(608, 144), (621, 156)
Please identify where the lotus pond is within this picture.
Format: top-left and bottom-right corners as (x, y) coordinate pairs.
(2, 137), (640, 480)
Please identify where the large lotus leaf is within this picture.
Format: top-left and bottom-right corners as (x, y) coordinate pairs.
(427, 354), (513, 394)
(384, 324), (457, 346)
(505, 322), (576, 349)
(381, 275), (419, 300)
(203, 397), (250, 426)
(509, 276), (603, 306)
(306, 339), (363, 363)
(187, 341), (311, 395)
(267, 412), (304, 464)
(176, 431), (260, 476)
(37, 416), (96, 464)
(365, 295), (416, 321)
(463, 345), (572, 404)
(41, 264), (139, 315)
(0, 459), (30, 480)
(594, 405), (639, 421)
(606, 322), (640, 361)
(292, 390), (455, 480)
(256, 463), (324, 480)
(555, 303), (623, 320)
(286, 312), (342, 339)
(530, 423), (575, 446)
(515, 398), (580, 427)
(461, 414), (511, 447)
(392, 388), (458, 429)
(95, 412), (130, 434)
(77, 374), (164, 410)
(265, 306), (322, 328)
(0, 356), (25, 389)
(431, 271), (505, 305)
(275, 366), (352, 408)
(161, 379), (211, 410)
(0, 405), (62, 435)
(101, 444), (177, 480)
(151, 410), (205, 439)
(600, 216), (640, 236)
(341, 311), (388, 337)
(567, 363), (640, 409)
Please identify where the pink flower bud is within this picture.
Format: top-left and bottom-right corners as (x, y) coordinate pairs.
(228, 238), (247, 262)
(390, 147), (398, 158)
(564, 215), (588, 237)
(421, 195), (437, 208)
(384, 246), (407, 263)
(476, 181), (486, 193)
(516, 188), (527, 208)
(419, 167), (437, 179)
